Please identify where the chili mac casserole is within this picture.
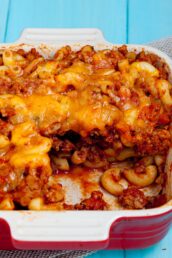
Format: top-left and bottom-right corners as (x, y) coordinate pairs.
(0, 45), (171, 210)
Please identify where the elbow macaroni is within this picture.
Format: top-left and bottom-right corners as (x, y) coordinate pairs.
(28, 197), (63, 210)
(130, 61), (159, 77)
(101, 168), (125, 196)
(124, 165), (157, 187)
(156, 80), (172, 106)
(3, 50), (26, 67)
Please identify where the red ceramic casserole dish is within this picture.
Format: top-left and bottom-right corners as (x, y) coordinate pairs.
(0, 28), (171, 250)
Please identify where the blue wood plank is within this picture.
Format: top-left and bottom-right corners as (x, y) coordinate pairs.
(88, 250), (124, 258)
(128, 0), (172, 43)
(0, 0), (10, 42)
(4, 0), (127, 44)
(125, 227), (172, 258)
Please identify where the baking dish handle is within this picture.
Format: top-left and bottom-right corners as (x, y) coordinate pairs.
(16, 28), (109, 45)
(0, 208), (171, 249)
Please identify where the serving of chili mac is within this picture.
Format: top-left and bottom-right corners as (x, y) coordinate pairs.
(0, 45), (171, 210)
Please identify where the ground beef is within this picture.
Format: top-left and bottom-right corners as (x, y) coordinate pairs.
(0, 77), (43, 96)
(135, 129), (171, 156)
(17, 48), (41, 61)
(75, 191), (107, 210)
(44, 184), (64, 203)
(118, 45), (128, 56)
(138, 103), (161, 123)
(119, 188), (148, 209)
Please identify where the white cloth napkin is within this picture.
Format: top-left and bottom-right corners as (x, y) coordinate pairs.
(148, 37), (172, 58)
(0, 250), (96, 258)
(0, 36), (171, 258)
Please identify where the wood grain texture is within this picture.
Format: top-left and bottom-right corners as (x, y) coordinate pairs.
(0, 0), (10, 42)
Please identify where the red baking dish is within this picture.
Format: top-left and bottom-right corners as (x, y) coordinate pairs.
(0, 28), (171, 250)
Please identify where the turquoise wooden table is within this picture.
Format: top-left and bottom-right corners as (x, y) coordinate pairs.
(0, 0), (171, 257)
